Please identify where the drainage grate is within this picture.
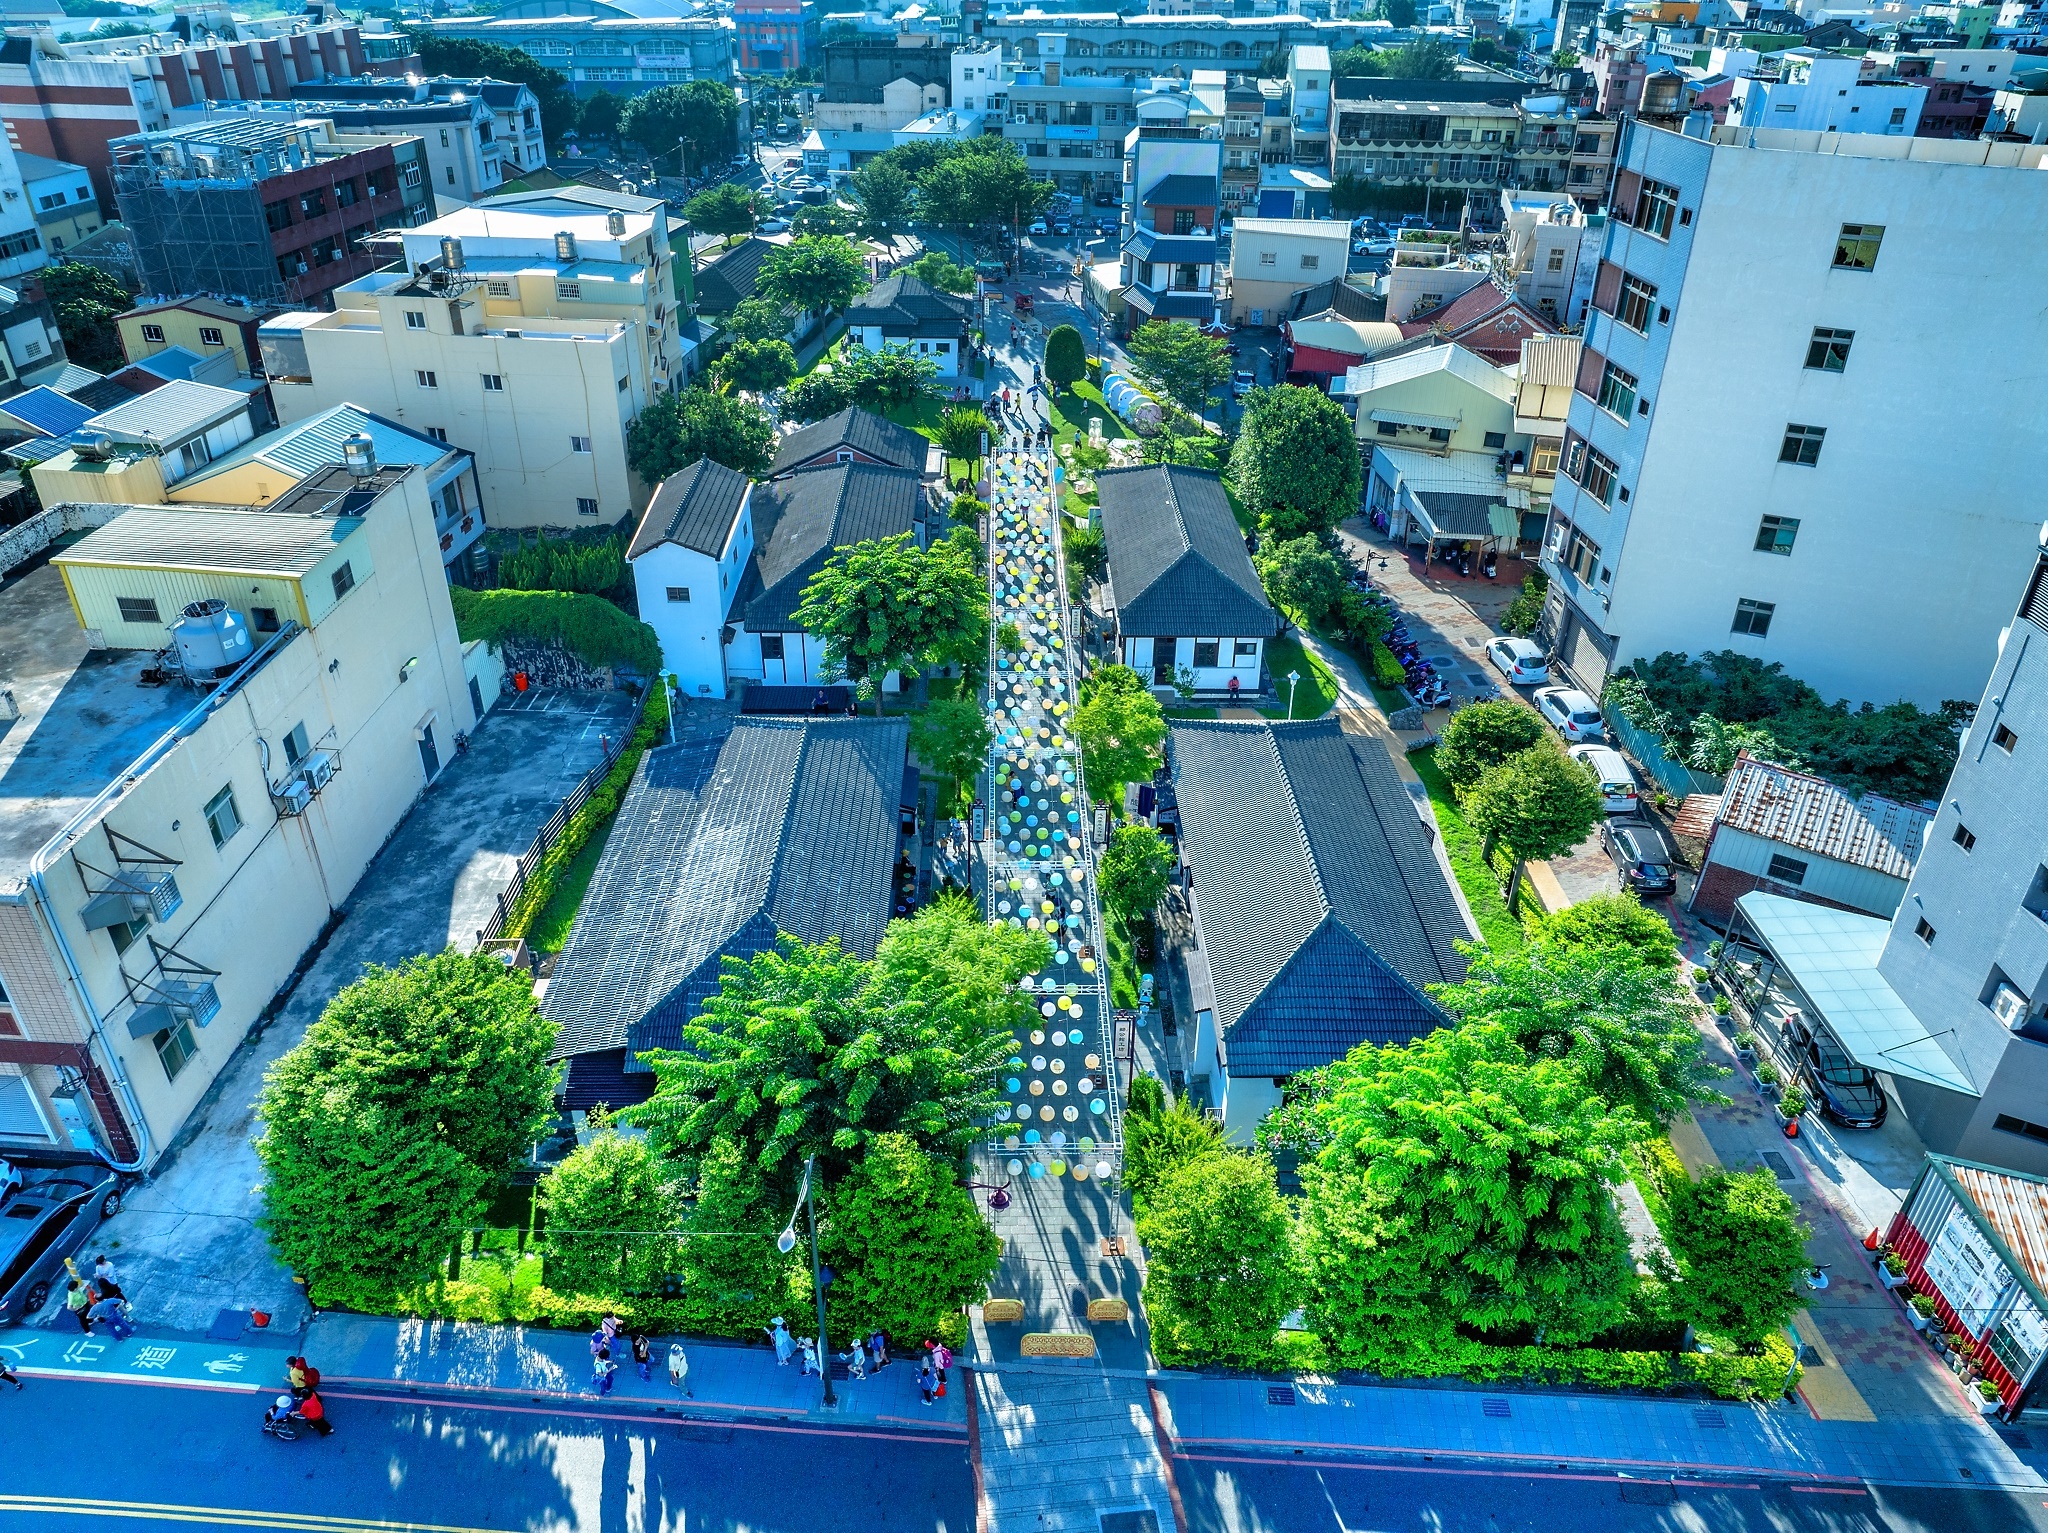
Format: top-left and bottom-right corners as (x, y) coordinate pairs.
(1268, 1385), (1297, 1406)
(1694, 1408), (1728, 1429)
(1762, 1151), (1795, 1179)
(1799, 1345), (1824, 1367)
(672, 1424), (735, 1444)
(1100, 1513), (1160, 1533)
(1481, 1398), (1512, 1418)
(1618, 1478), (1678, 1506)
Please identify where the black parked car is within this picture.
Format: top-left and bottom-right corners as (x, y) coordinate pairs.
(1801, 1033), (1888, 1129)
(0, 1159), (123, 1327)
(1600, 816), (1678, 895)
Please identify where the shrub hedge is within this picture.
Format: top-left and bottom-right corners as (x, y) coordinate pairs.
(451, 587), (661, 677)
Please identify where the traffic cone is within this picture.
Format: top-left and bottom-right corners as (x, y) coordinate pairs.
(1783, 1116), (1799, 1139)
(1863, 1228), (1882, 1252)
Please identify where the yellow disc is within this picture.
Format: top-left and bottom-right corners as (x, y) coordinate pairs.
(1029, 1078), (1044, 1096)
(1040, 1105), (1055, 1121)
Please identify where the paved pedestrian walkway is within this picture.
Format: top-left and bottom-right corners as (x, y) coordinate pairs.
(305, 1312), (966, 1434)
(974, 1370), (1179, 1533)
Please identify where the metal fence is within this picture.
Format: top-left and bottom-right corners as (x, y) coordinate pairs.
(473, 728), (628, 948)
(1604, 706), (1726, 801)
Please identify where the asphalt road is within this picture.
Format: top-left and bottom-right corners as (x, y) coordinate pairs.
(1176, 1450), (2048, 1533)
(0, 1375), (974, 1532)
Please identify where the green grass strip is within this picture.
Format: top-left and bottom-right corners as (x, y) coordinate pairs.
(1411, 745), (1523, 952)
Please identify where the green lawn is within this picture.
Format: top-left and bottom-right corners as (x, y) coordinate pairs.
(1259, 632), (1338, 721)
(526, 816), (615, 953)
(883, 396), (949, 436)
(1222, 481), (1255, 533)
(1410, 746), (1524, 952)
(1050, 382), (1130, 448)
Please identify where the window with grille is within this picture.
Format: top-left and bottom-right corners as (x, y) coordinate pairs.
(117, 596), (160, 624)
(487, 280), (512, 297)
(577, 497), (599, 517)
(1779, 424), (1825, 466)
(205, 785), (242, 848)
(1633, 177), (1678, 239)
(1568, 440), (1617, 506)
(1766, 853), (1807, 885)
(140, 323), (165, 343)
(667, 586), (691, 603)
(331, 561), (355, 600)
(557, 281), (582, 301)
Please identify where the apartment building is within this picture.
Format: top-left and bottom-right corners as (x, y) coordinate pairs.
(421, 7), (734, 99)
(1733, 50), (1926, 135)
(117, 296), (278, 381)
(1120, 127), (1223, 331)
(0, 136), (48, 281)
(977, 12), (1388, 70)
(1288, 44), (1331, 167)
(735, 0), (807, 72)
(1227, 216), (1349, 325)
(16, 150), (98, 257)
(1500, 190), (1604, 326)
(251, 78), (550, 200)
(0, 17), (375, 203)
(1223, 77), (1263, 213)
(1330, 78), (1593, 219)
(260, 188), (679, 531)
(1540, 122), (2048, 709)
(108, 116), (428, 309)
(0, 458), (474, 1171)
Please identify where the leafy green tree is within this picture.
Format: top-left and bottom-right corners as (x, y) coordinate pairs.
(681, 1134), (792, 1325)
(1139, 407), (1220, 471)
(909, 695), (994, 804)
(686, 182), (771, 239)
(1388, 37), (1457, 77)
(1098, 824), (1174, 926)
(795, 533), (987, 712)
(408, 31), (577, 144)
(1044, 323), (1088, 394)
(937, 404), (992, 473)
(626, 386), (774, 481)
(873, 895), (1050, 1052)
(1331, 44), (1389, 76)
(836, 343), (939, 410)
(577, 89), (624, 143)
(851, 159), (914, 240)
(1382, 0), (1419, 25)
(1230, 385), (1362, 541)
(759, 234), (869, 313)
(1297, 1024), (1636, 1354)
(790, 202), (857, 237)
(540, 1125), (683, 1295)
(620, 80), (738, 173)
(1139, 1151), (1301, 1369)
(1432, 940), (1722, 1124)
(918, 140), (1051, 230)
(1530, 892), (1681, 970)
(1668, 1168), (1811, 1343)
(626, 934), (1016, 1190)
(714, 336), (798, 394)
(785, 369), (852, 423)
(1124, 1096), (1224, 1211)
(1125, 322), (1231, 418)
(1433, 697), (1548, 790)
(1074, 666), (1167, 802)
(1063, 522), (1107, 602)
(256, 950), (559, 1287)
(1464, 745), (1606, 912)
(1255, 536), (1347, 632)
(906, 249), (975, 294)
(725, 296), (789, 343)
(819, 1132), (1001, 1346)
(42, 260), (132, 372)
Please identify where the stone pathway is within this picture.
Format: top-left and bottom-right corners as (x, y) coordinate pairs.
(973, 1371), (1178, 1533)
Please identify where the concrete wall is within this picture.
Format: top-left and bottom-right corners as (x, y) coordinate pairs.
(1702, 824), (1910, 917)
(1120, 634), (1264, 692)
(635, 541), (729, 697)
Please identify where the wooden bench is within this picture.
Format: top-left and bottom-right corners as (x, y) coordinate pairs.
(1086, 1297), (1130, 1323)
(1021, 1332), (1097, 1358)
(982, 1299), (1026, 1323)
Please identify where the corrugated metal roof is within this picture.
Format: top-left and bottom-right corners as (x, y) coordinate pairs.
(1520, 332), (1583, 388)
(55, 506), (348, 577)
(1946, 1159), (2048, 1310)
(254, 405), (450, 480)
(1669, 792), (1723, 841)
(86, 379), (247, 444)
(1716, 755), (1929, 879)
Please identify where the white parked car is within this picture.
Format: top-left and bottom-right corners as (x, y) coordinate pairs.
(1485, 636), (1548, 686)
(1028, 219), (1049, 235)
(1534, 686), (1607, 742)
(1569, 744), (1640, 814)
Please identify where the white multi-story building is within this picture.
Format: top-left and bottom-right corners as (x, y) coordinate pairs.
(1732, 49), (1926, 135)
(0, 137), (50, 281)
(258, 188), (683, 531)
(1540, 121), (2048, 709)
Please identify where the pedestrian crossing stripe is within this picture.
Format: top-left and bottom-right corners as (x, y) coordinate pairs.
(0, 1497), (507, 1532)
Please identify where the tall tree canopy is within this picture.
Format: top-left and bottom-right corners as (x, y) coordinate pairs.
(1434, 698), (1549, 790)
(1073, 665), (1167, 802)
(759, 235), (869, 313)
(620, 80), (738, 173)
(1125, 322), (1231, 417)
(1464, 745), (1605, 912)
(1229, 385), (1362, 541)
(794, 532), (987, 711)
(626, 385), (775, 481)
(42, 260), (133, 373)
(1098, 823), (1174, 925)
(851, 159), (915, 240)
(407, 30), (577, 144)
(685, 183), (770, 239)
(1669, 1169), (1812, 1343)
(1139, 1151), (1301, 1369)
(1044, 324), (1088, 393)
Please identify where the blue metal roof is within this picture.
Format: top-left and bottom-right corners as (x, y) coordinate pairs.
(0, 385), (93, 438)
(194, 404), (456, 484)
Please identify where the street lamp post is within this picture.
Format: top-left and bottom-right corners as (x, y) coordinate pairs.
(777, 1154), (836, 1407)
(1286, 670), (1301, 721)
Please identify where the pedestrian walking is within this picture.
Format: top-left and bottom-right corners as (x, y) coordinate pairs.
(88, 1294), (132, 1340)
(798, 1335), (820, 1377)
(932, 1340), (952, 1385)
(869, 1330), (890, 1370)
(91, 1255), (123, 1302)
(918, 1362), (936, 1405)
(766, 1316), (795, 1366)
(64, 1279), (91, 1333)
(298, 1390), (333, 1438)
(841, 1342), (867, 1382)
(592, 1347), (617, 1396)
(631, 1333), (652, 1383)
(667, 1343), (691, 1398)
(0, 1357), (21, 1391)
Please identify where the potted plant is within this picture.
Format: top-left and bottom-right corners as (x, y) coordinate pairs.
(1879, 1250), (1909, 1289)
(1978, 1379), (2004, 1416)
(1778, 1084), (1807, 1122)
(1946, 1332), (1975, 1369)
(1908, 1292), (1939, 1333)
(1755, 1060), (1780, 1096)
(1735, 1030), (1758, 1063)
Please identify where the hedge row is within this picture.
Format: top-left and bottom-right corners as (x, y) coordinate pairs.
(309, 1272), (787, 1343)
(451, 586), (661, 676)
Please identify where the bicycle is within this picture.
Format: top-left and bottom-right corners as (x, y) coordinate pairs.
(261, 1396), (302, 1441)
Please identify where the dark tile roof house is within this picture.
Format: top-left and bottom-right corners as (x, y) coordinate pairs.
(735, 462), (924, 632)
(769, 406), (931, 478)
(1141, 173), (1218, 208)
(628, 456), (752, 559)
(1284, 277), (1387, 325)
(1395, 286), (1559, 366)
(1097, 465), (1276, 640)
(843, 273), (972, 343)
(1169, 718), (1471, 1077)
(694, 236), (781, 314)
(545, 714), (910, 1109)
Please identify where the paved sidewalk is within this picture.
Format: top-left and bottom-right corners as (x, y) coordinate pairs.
(305, 1311), (967, 1435)
(1153, 1373), (2041, 1490)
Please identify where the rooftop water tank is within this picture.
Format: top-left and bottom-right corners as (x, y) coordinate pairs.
(606, 209), (626, 237)
(172, 598), (253, 682)
(342, 433), (377, 478)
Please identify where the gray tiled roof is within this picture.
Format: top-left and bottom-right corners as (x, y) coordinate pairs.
(770, 406), (928, 478)
(628, 456), (751, 559)
(1097, 465), (1275, 640)
(1170, 718), (1468, 1076)
(694, 236), (777, 313)
(736, 462), (923, 632)
(544, 715), (909, 1065)
(843, 272), (972, 333)
(1141, 173), (1218, 208)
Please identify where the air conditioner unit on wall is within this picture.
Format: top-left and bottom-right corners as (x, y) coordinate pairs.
(300, 750), (335, 790)
(275, 777), (312, 816)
